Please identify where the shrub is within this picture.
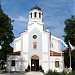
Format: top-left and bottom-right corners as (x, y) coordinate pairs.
(39, 65), (44, 73)
(45, 69), (53, 75)
(39, 65), (42, 70)
(25, 65), (30, 72)
(25, 69), (28, 72)
(45, 70), (66, 75)
(27, 65), (30, 71)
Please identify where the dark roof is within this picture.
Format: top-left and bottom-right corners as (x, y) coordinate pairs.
(50, 50), (64, 56)
(8, 51), (20, 55)
(62, 49), (67, 52)
(31, 5), (41, 10)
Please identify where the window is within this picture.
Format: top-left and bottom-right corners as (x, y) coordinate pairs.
(33, 35), (37, 39)
(39, 13), (41, 18)
(11, 60), (15, 66)
(55, 61), (59, 68)
(34, 12), (37, 18)
(30, 13), (32, 18)
(33, 42), (37, 49)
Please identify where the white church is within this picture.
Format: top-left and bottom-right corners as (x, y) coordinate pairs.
(7, 6), (64, 72)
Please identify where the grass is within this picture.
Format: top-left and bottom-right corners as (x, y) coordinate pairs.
(45, 69), (75, 75)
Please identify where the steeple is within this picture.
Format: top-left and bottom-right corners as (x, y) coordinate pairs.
(28, 6), (43, 24)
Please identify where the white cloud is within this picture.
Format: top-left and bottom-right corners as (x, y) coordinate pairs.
(12, 16), (28, 22)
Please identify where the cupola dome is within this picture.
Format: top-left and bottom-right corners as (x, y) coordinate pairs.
(31, 5), (41, 11)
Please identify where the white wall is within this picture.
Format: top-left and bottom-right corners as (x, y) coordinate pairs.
(42, 63), (49, 72)
(14, 37), (21, 52)
(50, 56), (64, 72)
(51, 35), (61, 52)
(7, 55), (28, 71)
(42, 31), (50, 72)
(28, 22), (43, 33)
(22, 32), (28, 53)
(28, 27), (42, 66)
(42, 32), (50, 52)
(42, 54), (48, 61)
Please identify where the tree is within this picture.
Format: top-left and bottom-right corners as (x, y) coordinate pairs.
(0, 2), (14, 61)
(64, 49), (75, 70)
(64, 15), (75, 70)
(64, 15), (75, 46)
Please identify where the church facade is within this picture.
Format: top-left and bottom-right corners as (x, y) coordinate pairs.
(7, 6), (64, 72)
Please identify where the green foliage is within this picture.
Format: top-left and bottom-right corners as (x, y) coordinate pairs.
(0, 2), (14, 61)
(45, 69), (75, 75)
(71, 50), (75, 70)
(64, 15), (75, 46)
(45, 70), (59, 75)
(59, 72), (65, 75)
(64, 49), (75, 70)
(64, 49), (70, 68)
(39, 65), (44, 73)
(39, 65), (42, 70)
(27, 65), (30, 71)
(64, 15), (75, 70)
(45, 70), (53, 75)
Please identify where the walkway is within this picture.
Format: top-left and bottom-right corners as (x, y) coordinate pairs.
(26, 72), (44, 75)
(0, 71), (44, 75)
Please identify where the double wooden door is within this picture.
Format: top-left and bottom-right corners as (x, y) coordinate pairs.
(31, 59), (39, 71)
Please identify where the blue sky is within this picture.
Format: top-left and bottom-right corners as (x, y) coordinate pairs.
(0, 0), (74, 47)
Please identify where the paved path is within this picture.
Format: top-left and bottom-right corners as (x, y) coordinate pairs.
(26, 72), (44, 75)
(0, 71), (44, 75)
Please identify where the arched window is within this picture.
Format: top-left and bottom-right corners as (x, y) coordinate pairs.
(11, 60), (15, 66)
(30, 13), (32, 18)
(39, 13), (41, 18)
(55, 61), (59, 68)
(34, 12), (37, 18)
(33, 42), (37, 49)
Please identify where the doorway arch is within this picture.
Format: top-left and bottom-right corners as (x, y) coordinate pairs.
(31, 55), (39, 71)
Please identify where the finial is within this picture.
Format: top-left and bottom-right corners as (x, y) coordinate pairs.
(35, 4), (37, 7)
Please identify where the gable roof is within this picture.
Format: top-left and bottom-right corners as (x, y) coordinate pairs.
(50, 50), (64, 56)
(8, 51), (20, 55)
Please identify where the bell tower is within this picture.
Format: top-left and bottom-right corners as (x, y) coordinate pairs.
(28, 6), (43, 24)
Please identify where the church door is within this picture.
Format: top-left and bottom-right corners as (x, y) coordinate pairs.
(31, 55), (39, 71)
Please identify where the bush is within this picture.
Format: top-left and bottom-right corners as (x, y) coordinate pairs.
(39, 65), (42, 71)
(45, 70), (65, 75)
(59, 72), (65, 75)
(45, 70), (53, 75)
(25, 69), (28, 72)
(45, 70), (75, 75)
(27, 65), (30, 71)
(39, 65), (44, 73)
(25, 65), (30, 72)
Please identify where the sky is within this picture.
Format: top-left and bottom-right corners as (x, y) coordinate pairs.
(0, 0), (75, 48)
